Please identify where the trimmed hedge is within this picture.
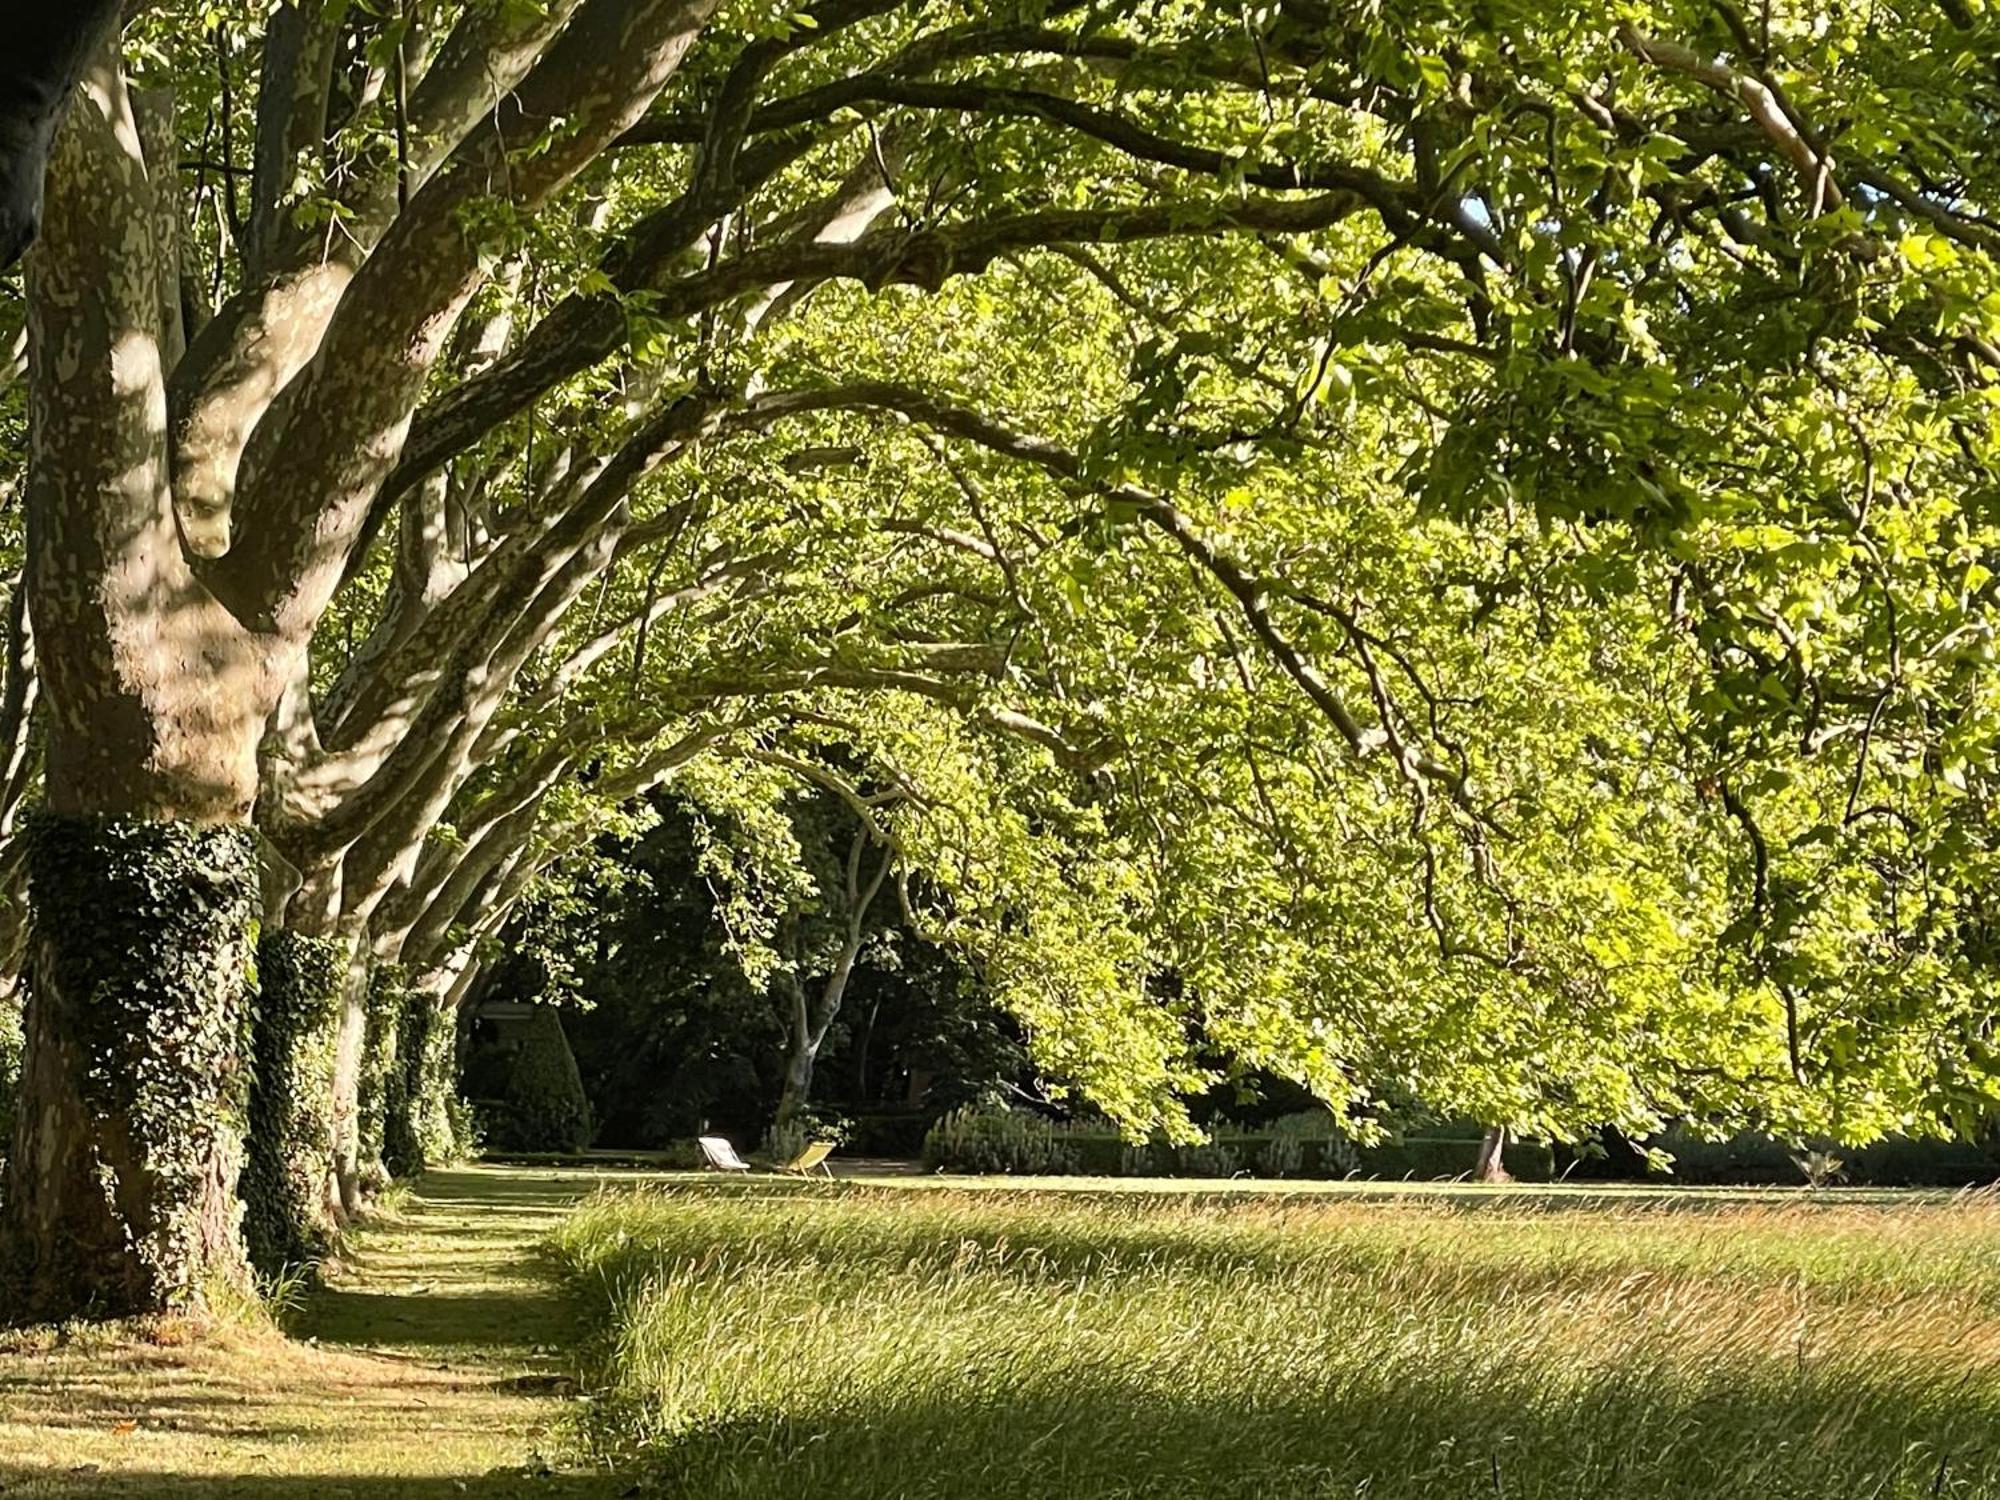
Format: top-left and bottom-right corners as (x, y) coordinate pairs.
(1647, 1127), (2000, 1187)
(465, 1006), (594, 1154)
(919, 1110), (1555, 1181)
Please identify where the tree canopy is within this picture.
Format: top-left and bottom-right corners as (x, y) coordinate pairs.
(3, 0), (2000, 1314)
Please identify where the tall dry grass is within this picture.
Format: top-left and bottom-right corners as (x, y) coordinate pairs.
(549, 1183), (2000, 1498)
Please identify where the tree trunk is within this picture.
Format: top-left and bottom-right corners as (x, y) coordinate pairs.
(240, 930), (344, 1275)
(774, 1003), (817, 1134)
(0, 25), (282, 1321)
(383, 986), (460, 1178)
(1, 818), (259, 1319)
(1473, 1125), (1512, 1184)
(854, 996), (880, 1101)
(772, 835), (890, 1135)
(326, 948), (376, 1216)
(356, 962), (409, 1191)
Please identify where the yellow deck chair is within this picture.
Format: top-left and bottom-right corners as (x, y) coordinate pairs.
(781, 1140), (836, 1178)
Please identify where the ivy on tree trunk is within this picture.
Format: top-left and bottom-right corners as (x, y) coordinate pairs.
(241, 930), (345, 1277)
(0, 815), (258, 1320)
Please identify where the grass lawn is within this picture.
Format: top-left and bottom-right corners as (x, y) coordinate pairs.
(0, 1167), (626, 1497)
(550, 1177), (2000, 1499)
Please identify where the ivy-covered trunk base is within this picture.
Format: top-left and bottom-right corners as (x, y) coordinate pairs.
(356, 963), (405, 1191)
(0, 816), (259, 1322)
(241, 931), (345, 1276)
(370, 973), (465, 1180)
(325, 949), (375, 1218)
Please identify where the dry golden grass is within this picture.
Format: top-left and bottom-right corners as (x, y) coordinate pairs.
(0, 1166), (628, 1498)
(551, 1182), (2000, 1499)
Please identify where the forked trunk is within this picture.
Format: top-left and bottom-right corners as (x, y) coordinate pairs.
(0, 818), (259, 1319)
(1473, 1125), (1512, 1184)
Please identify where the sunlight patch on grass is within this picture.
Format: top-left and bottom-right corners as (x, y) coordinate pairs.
(0, 1167), (622, 1498)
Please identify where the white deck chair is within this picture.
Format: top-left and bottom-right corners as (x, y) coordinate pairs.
(698, 1135), (752, 1173)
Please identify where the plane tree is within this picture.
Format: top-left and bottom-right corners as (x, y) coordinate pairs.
(5, 0), (2000, 1318)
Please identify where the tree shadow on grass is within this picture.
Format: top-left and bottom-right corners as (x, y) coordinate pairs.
(305, 1287), (572, 1355)
(585, 1375), (2000, 1500)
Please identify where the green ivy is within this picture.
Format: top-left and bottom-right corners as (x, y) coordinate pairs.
(241, 930), (345, 1277)
(382, 983), (465, 1178)
(357, 962), (407, 1181)
(0, 989), (21, 1167)
(12, 813), (260, 1309)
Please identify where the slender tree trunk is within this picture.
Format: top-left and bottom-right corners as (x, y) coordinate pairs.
(1474, 1125), (1511, 1184)
(774, 973), (818, 1133)
(325, 946), (377, 1216)
(854, 995), (880, 1101)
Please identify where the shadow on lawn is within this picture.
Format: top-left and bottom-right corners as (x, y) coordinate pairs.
(584, 1376), (1997, 1500)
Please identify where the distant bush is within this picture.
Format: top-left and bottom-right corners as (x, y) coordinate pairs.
(1255, 1135), (1305, 1178)
(1175, 1142), (1241, 1178)
(845, 1108), (935, 1157)
(916, 1107), (1541, 1181)
(465, 1007), (594, 1154)
(1647, 1126), (1999, 1187)
(1257, 1113), (1363, 1176)
(659, 1138), (703, 1170)
(921, 1107), (1080, 1175)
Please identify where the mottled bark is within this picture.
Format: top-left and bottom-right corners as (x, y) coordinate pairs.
(25, 39), (281, 825)
(4, 42), (279, 1319)
(1473, 1126), (1511, 1184)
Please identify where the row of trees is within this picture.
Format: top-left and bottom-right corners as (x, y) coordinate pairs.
(0, 0), (1996, 1320)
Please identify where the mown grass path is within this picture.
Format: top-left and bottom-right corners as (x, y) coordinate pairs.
(0, 1165), (632, 1498)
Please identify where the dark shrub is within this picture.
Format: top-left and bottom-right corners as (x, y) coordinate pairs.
(465, 1006), (594, 1154)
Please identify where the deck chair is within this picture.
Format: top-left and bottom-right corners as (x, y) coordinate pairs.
(698, 1135), (752, 1173)
(780, 1140), (836, 1178)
